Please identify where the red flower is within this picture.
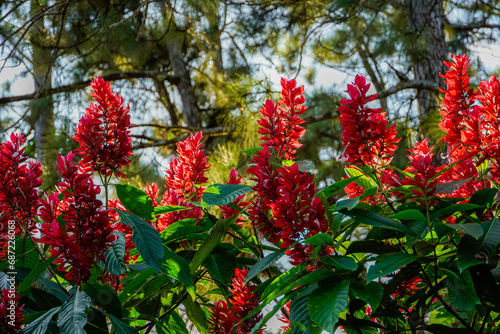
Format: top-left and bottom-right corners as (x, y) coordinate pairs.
(229, 268), (262, 334)
(0, 133), (42, 234)
(0, 288), (24, 334)
(402, 139), (439, 197)
(278, 301), (291, 331)
(38, 152), (115, 284)
(159, 132), (210, 227)
(208, 301), (236, 334)
(220, 168), (250, 223)
(257, 78), (307, 160)
(73, 76), (132, 178)
(339, 75), (400, 167)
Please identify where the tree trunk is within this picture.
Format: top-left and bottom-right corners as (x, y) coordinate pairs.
(404, 0), (447, 133)
(153, 78), (180, 127)
(30, 1), (57, 189)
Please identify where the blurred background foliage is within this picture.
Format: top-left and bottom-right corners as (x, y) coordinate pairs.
(1, 0), (499, 193)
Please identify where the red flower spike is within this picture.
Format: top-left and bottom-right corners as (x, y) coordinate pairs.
(401, 139), (439, 197)
(229, 268), (262, 334)
(38, 152), (115, 284)
(278, 301), (291, 332)
(208, 301), (236, 334)
(257, 78), (307, 159)
(0, 288), (24, 334)
(159, 132), (210, 227)
(73, 76), (132, 178)
(220, 168), (250, 223)
(339, 75), (400, 167)
(0, 133), (42, 242)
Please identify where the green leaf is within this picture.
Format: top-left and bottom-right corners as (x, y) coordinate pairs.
(115, 184), (155, 221)
(18, 258), (55, 293)
(336, 197), (359, 211)
(155, 311), (189, 334)
(445, 223), (483, 239)
(103, 231), (126, 276)
(244, 249), (287, 284)
(20, 307), (60, 334)
(161, 219), (210, 243)
(469, 188), (498, 209)
(82, 283), (122, 318)
(57, 290), (91, 334)
(391, 210), (427, 222)
(457, 218), (500, 272)
(290, 285), (322, 334)
(183, 295), (208, 333)
(160, 247), (195, 299)
(117, 209), (164, 272)
(203, 251), (237, 286)
(346, 240), (399, 255)
(350, 281), (383, 310)
(189, 214), (239, 275)
(315, 177), (360, 198)
(242, 146), (263, 156)
(345, 167), (377, 190)
(434, 178), (472, 194)
(342, 208), (418, 237)
(15, 237), (38, 269)
(366, 252), (418, 281)
(296, 160), (315, 172)
(469, 264), (500, 312)
(308, 280), (350, 333)
(153, 205), (190, 216)
(320, 255), (357, 271)
(118, 268), (155, 304)
(443, 269), (479, 311)
(430, 203), (481, 221)
(202, 184), (252, 207)
(304, 233), (333, 246)
(106, 313), (139, 334)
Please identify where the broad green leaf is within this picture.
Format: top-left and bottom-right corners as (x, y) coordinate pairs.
(342, 208), (418, 237)
(203, 251), (237, 286)
(469, 264), (500, 312)
(304, 233), (333, 246)
(425, 324), (474, 334)
(103, 231), (127, 276)
(160, 247), (194, 299)
(202, 184), (252, 207)
(118, 268), (155, 304)
(434, 178), (472, 194)
(242, 146), (263, 156)
(320, 255), (357, 271)
(457, 218), (500, 272)
(336, 197), (359, 211)
(290, 285), (322, 334)
(82, 283), (122, 318)
(154, 205), (190, 216)
(106, 312), (139, 334)
(117, 209), (164, 272)
(259, 264), (306, 300)
(308, 280), (350, 333)
(366, 252), (418, 281)
(346, 240), (399, 255)
(445, 223), (483, 239)
(115, 184), (155, 221)
(350, 281), (383, 310)
(161, 218), (210, 243)
(20, 307), (60, 334)
(183, 295), (208, 333)
(345, 167), (377, 190)
(469, 188), (498, 209)
(244, 249), (287, 284)
(443, 269), (479, 311)
(18, 258), (55, 293)
(315, 177), (360, 198)
(15, 237), (38, 269)
(189, 215), (239, 275)
(430, 203), (481, 221)
(155, 311), (189, 334)
(391, 210), (427, 222)
(57, 290), (91, 334)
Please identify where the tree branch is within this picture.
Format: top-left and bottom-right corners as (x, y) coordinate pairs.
(376, 80), (440, 100)
(0, 71), (179, 105)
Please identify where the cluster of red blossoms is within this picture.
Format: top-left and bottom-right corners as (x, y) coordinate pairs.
(248, 78), (329, 265)
(38, 152), (116, 284)
(73, 75), (132, 179)
(208, 268), (262, 334)
(0, 288), (24, 334)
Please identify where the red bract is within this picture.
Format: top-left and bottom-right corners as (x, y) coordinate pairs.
(208, 300), (236, 334)
(229, 268), (262, 334)
(0, 288), (24, 334)
(339, 75), (400, 167)
(0, 133), (42, 234)
(257, 78), (306, 160)
(278, 301), (291, 331)
(402, 139), (439, 197)
(38, 152), (115, 284)
(159, 132), (210, 227)
(73, 76), (132, 178)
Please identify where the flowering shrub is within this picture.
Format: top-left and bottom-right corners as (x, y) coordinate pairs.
(2, 55), (500, 334)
